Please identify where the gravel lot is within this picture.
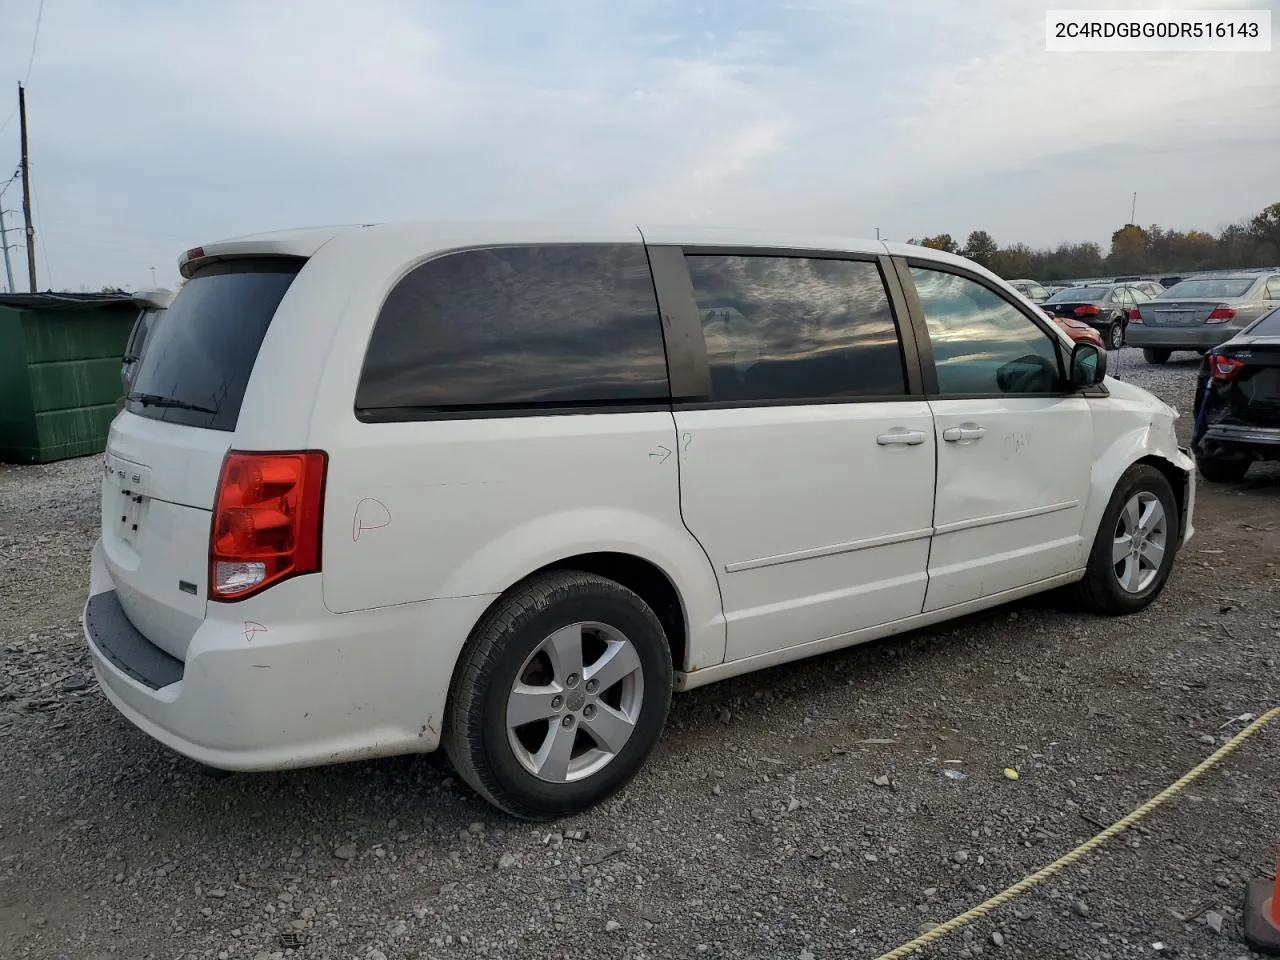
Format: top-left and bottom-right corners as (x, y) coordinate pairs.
(2, 348), (1279, 960)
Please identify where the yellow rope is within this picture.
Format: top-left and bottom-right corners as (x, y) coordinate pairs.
(873, 707), (1280, 960)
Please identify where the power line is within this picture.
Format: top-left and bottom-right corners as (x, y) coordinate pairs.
(23, 0), (46, 85)
(0, 0), (46, 137)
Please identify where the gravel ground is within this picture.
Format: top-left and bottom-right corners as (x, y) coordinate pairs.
(2, 348), (1279, 960)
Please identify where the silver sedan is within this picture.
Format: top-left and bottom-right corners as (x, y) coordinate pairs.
(1127, 272), (1280, 364)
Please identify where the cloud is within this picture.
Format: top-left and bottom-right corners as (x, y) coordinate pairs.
(0, 0), (1274, 290)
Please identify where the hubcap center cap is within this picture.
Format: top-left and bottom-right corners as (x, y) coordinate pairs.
(566, 689), (586, 712)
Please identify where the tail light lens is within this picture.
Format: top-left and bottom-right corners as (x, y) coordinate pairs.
(210, 450), (327, 601)
(1074, 305), (1100, 317)
(1128, 308), (1142, 322)
(1206, 305), (1236, 322)
(1210, 353), (1246, 381)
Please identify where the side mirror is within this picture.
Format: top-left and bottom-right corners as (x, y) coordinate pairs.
(1070, 342), (1107, 387)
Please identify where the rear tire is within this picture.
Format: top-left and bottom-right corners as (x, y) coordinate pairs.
(1197, 455), (1250, 483)
(1107, 321), (1125, 350)
(444, 571), (672, 820)
(1075, 464), (1179, 616)
(1142, 348), (1171, 365)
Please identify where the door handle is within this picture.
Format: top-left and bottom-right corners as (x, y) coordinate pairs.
(876, 428), (927, 446)
(942, 424), (986, 442)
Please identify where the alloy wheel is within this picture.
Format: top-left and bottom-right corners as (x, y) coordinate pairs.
(505, 622), (645, 783)
(1112, 491), (1168, 594)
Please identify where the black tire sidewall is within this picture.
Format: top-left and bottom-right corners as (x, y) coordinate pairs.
(461, 579), (672, 818)
(1109, 321), (1124, 350)
(1086, 466), (1179, 614)
(1197, 456), (1249, 483)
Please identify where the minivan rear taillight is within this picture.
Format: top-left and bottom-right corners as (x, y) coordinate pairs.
(210, 451), (327, 601)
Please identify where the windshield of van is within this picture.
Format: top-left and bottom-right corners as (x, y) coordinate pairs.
(126, 258), (304, 431)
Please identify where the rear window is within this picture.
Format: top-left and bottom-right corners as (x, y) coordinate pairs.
(1046, 286), (1110, 302)
(123, 308), (159, 362)
(1162, 277), (1255, 299)
(126, 258), (303, 431)
(355, 244), (670, 416)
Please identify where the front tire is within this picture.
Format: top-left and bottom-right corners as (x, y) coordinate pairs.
(1143, 348), (1171, 365)
(1197, 455), (1250, 483)
(1107, 320), (1125, 350)
(444, 571), (672, 820)
(1075, 464), (1179, 616)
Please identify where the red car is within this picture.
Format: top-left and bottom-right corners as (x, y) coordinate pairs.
(1044, 309), (1107, 349)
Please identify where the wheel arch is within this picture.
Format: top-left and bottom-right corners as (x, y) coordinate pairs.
(1080, 420), (1194, 564)
(1133, 453), (1192, 544)
(451, 547), (723, 683)
(433, 508), (727, 674)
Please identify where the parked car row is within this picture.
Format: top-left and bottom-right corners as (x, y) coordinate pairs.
(1011, 269), (1280, 363)
(1014, 277), (1167, 303)
(1041, 282), (1154, 350)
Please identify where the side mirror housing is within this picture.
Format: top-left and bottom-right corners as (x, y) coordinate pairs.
(1070, 341), (1107, 387)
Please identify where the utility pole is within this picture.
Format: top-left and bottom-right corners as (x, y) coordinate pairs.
(0, 208), (17, 292)
(19, 83), (37, 293)
(1130, 191), (1137, 226)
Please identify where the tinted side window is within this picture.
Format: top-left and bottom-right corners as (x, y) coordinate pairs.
(909, 266), (1062, 396)
(357, 244), (669, 413)
(1265, 277), (1280, 300)
(685, 255), (907, 402)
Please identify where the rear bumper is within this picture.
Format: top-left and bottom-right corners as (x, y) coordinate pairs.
(1125, 325), (1239, 350)
(1203, 423), (1280, 445)
(1195, 422), (1280, 463)
(84, 539), (496, 771)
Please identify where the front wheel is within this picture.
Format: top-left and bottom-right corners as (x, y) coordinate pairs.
(1107, 320), (1125, 350)
(444, 571), (672, 820)
(1075, 464), (1179, 616)
(1197, 455), (1250, 483)
(1143, 348), (1171, 365)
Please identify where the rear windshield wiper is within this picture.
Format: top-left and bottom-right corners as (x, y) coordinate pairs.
(126, 392), (217, 415)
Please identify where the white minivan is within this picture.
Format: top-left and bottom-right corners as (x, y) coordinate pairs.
(84, 223), (1195, 818)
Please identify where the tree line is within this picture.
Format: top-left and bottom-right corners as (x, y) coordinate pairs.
(908, 200), (1280, 282)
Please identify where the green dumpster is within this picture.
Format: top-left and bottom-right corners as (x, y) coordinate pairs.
(0, 293), (141, 464)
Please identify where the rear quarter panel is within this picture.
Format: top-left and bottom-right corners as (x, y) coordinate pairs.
(255, 228), (727, 673)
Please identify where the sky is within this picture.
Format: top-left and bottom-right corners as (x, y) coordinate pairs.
(0, 0), (1276, 292)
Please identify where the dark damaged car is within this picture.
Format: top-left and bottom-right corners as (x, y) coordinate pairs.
(1191, 307), (1280, 482)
